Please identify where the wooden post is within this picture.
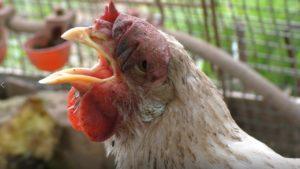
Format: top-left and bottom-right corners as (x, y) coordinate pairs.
(283, 28), (299, 95)
(235, 21), (247, 62)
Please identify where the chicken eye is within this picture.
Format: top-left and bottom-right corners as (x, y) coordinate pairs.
(135, 60), (147, 75)
(141, 60), (147, 71)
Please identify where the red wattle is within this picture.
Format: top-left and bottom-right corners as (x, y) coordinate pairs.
(67, 55), (114, 135)
(67, 87), (83, 131)
(79, 83), (120, 142)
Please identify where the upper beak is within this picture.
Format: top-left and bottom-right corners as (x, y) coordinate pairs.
(39, 27), (115, 86)
(61, 27), (110, 61)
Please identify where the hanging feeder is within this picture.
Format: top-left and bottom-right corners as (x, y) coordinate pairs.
(24, 6), (75, 72)
(0, 2), (14, 65)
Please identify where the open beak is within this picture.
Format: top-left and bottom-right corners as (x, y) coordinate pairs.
(39, 27), (116, 86)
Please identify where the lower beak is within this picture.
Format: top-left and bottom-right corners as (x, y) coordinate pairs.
(39, 27), (114, 86)
(39, 68), (113, 85)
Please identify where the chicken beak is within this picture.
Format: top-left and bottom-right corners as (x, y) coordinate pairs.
(62, 27), (104, 56)
(39, 68), (112, 85)
(62, 27), (112, 65)
(39, 27), (115, 86)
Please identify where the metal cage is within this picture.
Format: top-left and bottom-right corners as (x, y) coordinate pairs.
(1, 0), (299, 157)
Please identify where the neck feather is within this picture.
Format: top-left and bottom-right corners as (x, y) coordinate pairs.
(106, 50), (246, 169)
(104, 33), (298, 169)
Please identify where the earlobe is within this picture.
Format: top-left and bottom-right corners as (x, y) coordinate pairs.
(138, 81), (174, 122)
(139, 99), (167, 122)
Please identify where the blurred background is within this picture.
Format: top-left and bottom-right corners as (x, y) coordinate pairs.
(0, 0), (299, 169)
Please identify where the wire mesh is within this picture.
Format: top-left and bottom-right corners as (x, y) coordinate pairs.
(2, 0), (299, 95)
(0, 0), (299, 157)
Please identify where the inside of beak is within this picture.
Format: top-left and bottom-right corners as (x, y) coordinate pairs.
(39, 26), (116, 87)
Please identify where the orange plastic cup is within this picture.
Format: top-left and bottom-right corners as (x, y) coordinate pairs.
(24, 35), (71, 72)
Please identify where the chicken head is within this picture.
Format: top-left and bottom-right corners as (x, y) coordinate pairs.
(40, 1), (174, 142)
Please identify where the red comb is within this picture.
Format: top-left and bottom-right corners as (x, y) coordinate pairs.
(100, 1), (119, 23)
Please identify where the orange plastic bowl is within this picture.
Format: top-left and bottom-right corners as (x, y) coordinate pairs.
(24, 35), (71, 72)
(0, 29), (7, 64)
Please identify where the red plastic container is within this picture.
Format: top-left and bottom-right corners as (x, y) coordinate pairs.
(24, 35), (70, 72)
(0, 28), (7, 64)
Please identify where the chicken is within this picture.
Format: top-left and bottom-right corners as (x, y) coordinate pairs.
(40, 2), (300, 169)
